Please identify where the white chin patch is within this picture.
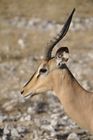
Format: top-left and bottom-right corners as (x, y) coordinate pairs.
(25, 94), (31, 100)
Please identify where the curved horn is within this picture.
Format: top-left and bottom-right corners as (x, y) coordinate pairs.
(44, 8), (75, 60)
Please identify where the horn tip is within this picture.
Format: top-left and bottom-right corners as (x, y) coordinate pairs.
(72, 8), (76, 13)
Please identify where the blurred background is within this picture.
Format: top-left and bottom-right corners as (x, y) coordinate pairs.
(0, 0), (93, 139)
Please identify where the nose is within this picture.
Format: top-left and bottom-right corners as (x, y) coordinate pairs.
(21, 90), (24, 94)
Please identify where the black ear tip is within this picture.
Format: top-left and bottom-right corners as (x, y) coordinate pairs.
(56, 47), (69, 55)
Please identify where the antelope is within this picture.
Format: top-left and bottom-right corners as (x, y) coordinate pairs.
(21, 9), (93, 133)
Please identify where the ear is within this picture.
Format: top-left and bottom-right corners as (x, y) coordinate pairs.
(55, 47), (69, 66)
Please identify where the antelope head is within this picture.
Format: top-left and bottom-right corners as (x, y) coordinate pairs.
(21, 9), (75, 98)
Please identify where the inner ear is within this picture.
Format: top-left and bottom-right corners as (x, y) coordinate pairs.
(55, 47), (69, 66)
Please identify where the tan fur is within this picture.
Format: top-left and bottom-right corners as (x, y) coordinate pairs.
(21, 58), (93, 133)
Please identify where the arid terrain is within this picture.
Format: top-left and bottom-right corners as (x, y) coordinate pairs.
(0, 0), (93, 140)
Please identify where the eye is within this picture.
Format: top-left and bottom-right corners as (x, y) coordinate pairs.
(39, 68), (47, 74)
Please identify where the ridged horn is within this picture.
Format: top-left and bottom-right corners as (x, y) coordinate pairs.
(44, 8), (75, 60)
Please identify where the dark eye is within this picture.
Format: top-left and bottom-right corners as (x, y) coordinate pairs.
(39, 68), (47, 74)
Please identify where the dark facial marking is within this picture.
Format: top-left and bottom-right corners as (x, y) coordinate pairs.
(24, 72), (36, 87)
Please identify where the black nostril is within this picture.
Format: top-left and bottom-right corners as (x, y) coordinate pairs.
(21, 90), (24, 94)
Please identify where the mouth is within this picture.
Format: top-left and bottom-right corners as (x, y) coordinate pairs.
(22, 92), (38, 99)
(25, 93), (33, 98)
